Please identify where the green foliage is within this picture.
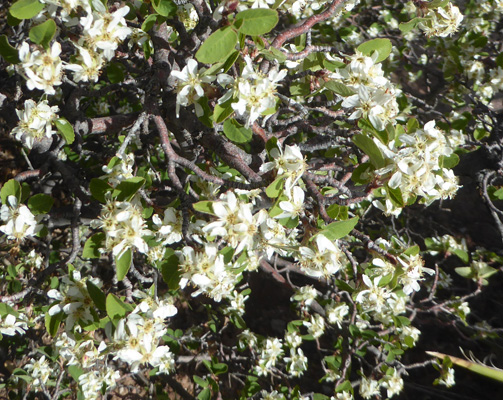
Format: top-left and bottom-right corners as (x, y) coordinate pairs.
(195, 26), (238, 64)
(234, 8), (278, 36)
(1, 179), (22, 204)
(29, 19), (56, 49)
(54, 118), (75, 145)
(223, 119), (253, 143)
(0, 35), (20, 64)
(9, 0), (45, 19)
(357, 38), (392, 63)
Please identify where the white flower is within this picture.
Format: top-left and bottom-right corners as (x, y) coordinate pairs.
(0, 314), (28, 336)
(275, 186), (305, 219)
(382, 368), (404, 398)
(298, 234), (345, 278)
(25, 356), (51, 386)
(0, 196), (42, 241)
(325, 302), (349, 328)
(10, 99), (59, 149)
(66, 45), (104, 83)
(438, 367), (455, 387)
(359, 376), (380, 399)
(17, 42), (64, 95)
(153, 208), (183, 245)
(341, 85), (391, 130)
(170, 59), (215, 117)
(79, 4), (132, 60)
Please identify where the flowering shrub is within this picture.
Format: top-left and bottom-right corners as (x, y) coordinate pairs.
(0, 0), (502, 399)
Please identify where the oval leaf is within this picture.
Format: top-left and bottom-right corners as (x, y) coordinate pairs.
(89, 178), (112, 203)
(9, 0), (45, 20)
(356, 38), (392, 63)
(266, 177), (284, 198)
(82, 232), (105, 259)
(29, 19), (56, 48)
(234, 8), (278, 36)
(116, 249), (132, 281)
(0, 35), (20, 64)
(193, 200), (215, 215)
(151, 0), (177, 17)
(319, 217), (359, 241)
(1, 179), (22, 204)
(112, 177), (145, 201)
(223, 119), (252, 143)
(106, 293), (133, 325)
(324, 81), (355, 97)
(352, 133), (386, 169)
(86, 280), (107, 311)
(196, 26), (238, 64)
(55, 118), (75, 145)
(27, 193), (53, 214)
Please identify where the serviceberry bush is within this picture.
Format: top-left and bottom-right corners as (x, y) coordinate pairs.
(1, 0), (503, 399)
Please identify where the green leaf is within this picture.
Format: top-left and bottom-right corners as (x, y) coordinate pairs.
(29, 19), (56, 49)
(223, 119), (252, 143)
(326, 204), (348, 220)
(266, 177), (284, 198)
(196, 26), (238, 64)
(386, 184), (404, 208)
(45, 311), (63, 337)
(159, 251), (180, 290)
(357, 38), (392, 63)
(141, 13), (160, 32)
(352, 133), (385, 169)
(197, 388), (211, 400)
(9, 0), (45, 20)
(496, 52), (503, 68)
(426, 0), (449, 9)
(439, 153), (459, 169)
(221, 50), (240, 73)
(358, 118), (388, 144)
(260, 46), (287, 63)
(151, 0), (177, 17)
(318, 217), (358, 241)
(0, 35), (20, 64)
(193, 200), (215, 215)
(213, 100), (234, 123)
(89, 178), (112, 203)
(112, 177), (145, 201)
(399, 17), (425, 34)
(323, 57), (346, 71)
(0, 303), (19, 318)
(1, 179), (22, 204)
(312, 394), (330, 400)
(473, 128), (489, 141)
(27, 193), (53, 214)
(193, 375), (208, 388)
(406, 117), (419, 134)
(234, 8), (278, 35)
(116, 249), (132, 281)
(54, 118), (75, 145)
(107, 62), (125, 83)
(324, 81), (355, 97)
(82, 233), (105, 259)
(351, 162), (372, 185)
(106, 293), (133, 324)
(86, 280), (106, 311)
(67, 365), (84, 382)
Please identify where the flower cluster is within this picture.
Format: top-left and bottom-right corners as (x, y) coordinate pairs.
(218, 56), (287, 126)
(0, 195), (42, 241)
(373, 120), (461, 215)
(94, 198), (151, 257)
(334, 50), (399, 130)
(10, 99), (59, 149)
